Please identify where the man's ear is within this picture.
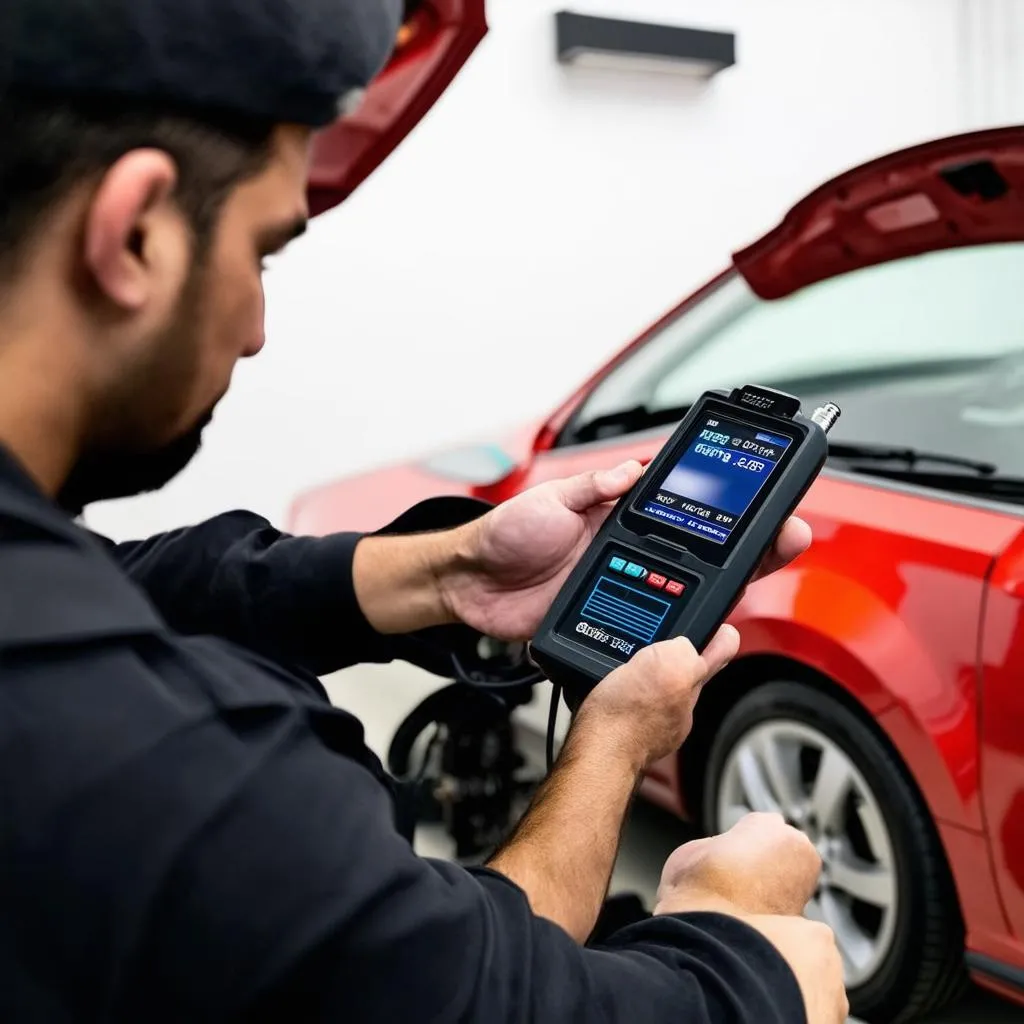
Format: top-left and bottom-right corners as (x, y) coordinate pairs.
(83, 150), (184, 311)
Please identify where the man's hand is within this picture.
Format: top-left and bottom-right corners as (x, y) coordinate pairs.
(350, 461), (809, 638)
(573, 628), (740, 769)
(440, 461), (812, 641)
(654, 813), (847, 1024)
(654, 812), (821, 917)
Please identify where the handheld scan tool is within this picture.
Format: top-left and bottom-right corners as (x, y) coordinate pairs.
(530, 385), (840, 707)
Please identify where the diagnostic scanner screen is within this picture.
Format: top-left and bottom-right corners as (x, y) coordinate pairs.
(557, 551), (688, 664)
(640, 414), (792, 544)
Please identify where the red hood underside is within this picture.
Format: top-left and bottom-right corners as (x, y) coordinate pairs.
(307, 0), (487, 218)
(735, 126), (1024, 299)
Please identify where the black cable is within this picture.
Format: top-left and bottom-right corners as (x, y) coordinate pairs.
(450, 652), (546, 693)
(447, 649), (556, 770)
(546, 682), (561, 773)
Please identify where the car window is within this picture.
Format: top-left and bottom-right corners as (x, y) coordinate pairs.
(565, 242), (1024, 476)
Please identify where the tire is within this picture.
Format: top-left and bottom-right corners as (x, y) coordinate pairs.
(702, 680), (967, 1024)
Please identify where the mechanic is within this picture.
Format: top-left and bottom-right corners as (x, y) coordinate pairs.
(0, 1), (847, 1022)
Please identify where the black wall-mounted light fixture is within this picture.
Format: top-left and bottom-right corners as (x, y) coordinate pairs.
(555, 11), (736, 79)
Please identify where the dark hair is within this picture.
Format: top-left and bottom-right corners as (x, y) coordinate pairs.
(0, 91), (275, 281)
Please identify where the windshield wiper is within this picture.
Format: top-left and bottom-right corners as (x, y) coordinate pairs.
(836, 465), (1024, 501)
(827, 442), (997, 476)
(570, 403), (691, 444)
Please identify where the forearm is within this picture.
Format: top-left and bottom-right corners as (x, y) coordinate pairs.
(486, 709), (644, 943)
(104, 514), (443, 674)
(350, 528), (471, 634)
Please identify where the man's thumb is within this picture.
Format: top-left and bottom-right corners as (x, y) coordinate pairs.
(555, 461), (643, 512)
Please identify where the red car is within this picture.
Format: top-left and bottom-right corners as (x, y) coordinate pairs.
(294, 118), (1024, 1022)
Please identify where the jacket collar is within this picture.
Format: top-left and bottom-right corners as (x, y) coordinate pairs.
(0, 447), (166, 650)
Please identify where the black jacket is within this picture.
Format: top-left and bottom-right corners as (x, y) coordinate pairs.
(0, 447), (805, 1023)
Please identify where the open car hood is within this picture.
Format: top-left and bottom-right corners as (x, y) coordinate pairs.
(735, 125), (1024, 300)
(307, 0), (486, 217)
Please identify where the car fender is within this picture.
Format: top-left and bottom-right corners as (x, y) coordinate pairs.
(732, 563), (982, 831)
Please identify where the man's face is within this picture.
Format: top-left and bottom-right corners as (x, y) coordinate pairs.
(58, 125), (311, 513)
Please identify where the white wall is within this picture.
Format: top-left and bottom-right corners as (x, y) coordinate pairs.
(85, 0), (1020, 540)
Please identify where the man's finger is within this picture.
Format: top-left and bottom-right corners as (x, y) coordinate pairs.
(753, 516), (811, 580)
(554, 460), (644, 512)
(697, 623), (740, 679)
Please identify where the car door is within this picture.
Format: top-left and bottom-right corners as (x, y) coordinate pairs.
(976, 535), (1024, 981)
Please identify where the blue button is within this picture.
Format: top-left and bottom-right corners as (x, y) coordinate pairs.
(609, 557), (627, 573)
(624, 562), (647, 578)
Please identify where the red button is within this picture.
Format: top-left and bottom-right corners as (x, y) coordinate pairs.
(647, 573), (667, 590)
(665, 580), (685, 596)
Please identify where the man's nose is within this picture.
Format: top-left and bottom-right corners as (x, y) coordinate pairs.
(242, 333), (266, 358)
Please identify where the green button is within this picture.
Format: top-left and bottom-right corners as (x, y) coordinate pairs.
(624, 562), (646, 578)
(609, 557), (627, 572)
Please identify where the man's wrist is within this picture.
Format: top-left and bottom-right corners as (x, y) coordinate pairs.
(428, 520), (482, 626)
(564, 704), (648, 777)
(352, 526), (478, 634)
(653, 889), (745, 918)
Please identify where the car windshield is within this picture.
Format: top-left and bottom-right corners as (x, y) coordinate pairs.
(568, 241), (1024, 484)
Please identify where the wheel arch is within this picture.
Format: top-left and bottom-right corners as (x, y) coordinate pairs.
(680, 641), (977, 920)
(677, 646), (972, 876)
(679, 652), (888, 825)
(682, 563), (985, 833)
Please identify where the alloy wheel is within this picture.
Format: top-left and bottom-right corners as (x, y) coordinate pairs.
(716, 719), (898, 988)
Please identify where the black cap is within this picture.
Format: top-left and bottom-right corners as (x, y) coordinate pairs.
(0, 0), (403, 128)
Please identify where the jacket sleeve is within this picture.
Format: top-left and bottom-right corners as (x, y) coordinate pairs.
(97, 510), (401, 674)
(98, 496), (498, 678)
(104, 690), (807, 1024)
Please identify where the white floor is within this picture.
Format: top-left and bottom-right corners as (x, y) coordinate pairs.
(324, 662), (1022, 1024)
